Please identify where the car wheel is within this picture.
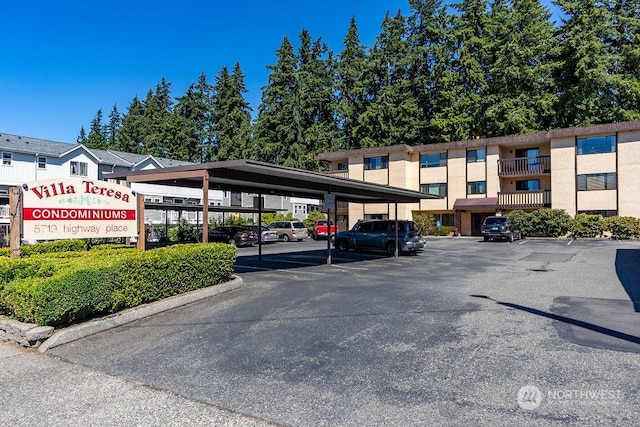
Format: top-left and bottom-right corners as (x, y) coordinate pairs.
(386, 242), (396, 256)
(508, 232), (514, 242)
(282, 234), (290, 242)
(483, 236), (489, 242)
(228, 238), (235, 245)
(336, 239), (349, 252)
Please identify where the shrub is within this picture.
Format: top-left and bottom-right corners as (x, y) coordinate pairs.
(530, 208), (571, 237)
(0, 243), (237, 326)
(507, 210), (533, 237)
(569, 213), (606, 238)
(20, 239), (88, 256)
(431, 225), (451, 236)
(605, 216), (640, 239)
(413, 213), (435, 236)
(167, 219), (199, 242)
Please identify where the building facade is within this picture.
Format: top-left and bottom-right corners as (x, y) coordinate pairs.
(317, 122), (640, 236)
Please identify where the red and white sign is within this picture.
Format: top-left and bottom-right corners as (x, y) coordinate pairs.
(22, 178), (137, 240)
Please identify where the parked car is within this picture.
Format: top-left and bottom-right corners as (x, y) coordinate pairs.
(248, 225), (279, 244)
(312, 219), (336, 240)
(333, 219), (424, 255)
(267, 220), (308, 242)
(481, 216), (522, 242)
(198, 226), (258, 246)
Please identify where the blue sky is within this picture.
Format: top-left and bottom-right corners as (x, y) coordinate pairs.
(1, 1), (559, 145)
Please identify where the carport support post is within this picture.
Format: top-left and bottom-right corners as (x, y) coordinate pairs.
(394, 201), (399, 257)
(258, 192), (263, 261)
(136, 193), (145, 251)
(326, 207), (332, 265)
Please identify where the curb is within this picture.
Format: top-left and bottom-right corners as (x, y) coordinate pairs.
(37, 276), (244, 353)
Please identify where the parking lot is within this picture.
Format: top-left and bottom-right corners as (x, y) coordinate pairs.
(6, 237), (640, 425)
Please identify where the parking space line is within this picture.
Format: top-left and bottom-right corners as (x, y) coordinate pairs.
(518, 240), (528, 245)
(567, 240), (573, 246)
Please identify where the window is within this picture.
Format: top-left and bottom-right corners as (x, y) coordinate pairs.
(364, 156), (388, 170)
(420, 183), (447, 197)
(420, 152), (447, 168)
(70, 161), (88, 176)
(337, 162), (348, 170)
(578, 210), (617, 218)
(515, 179), (540, 191)
(467, 181), (486, 194)
(577, 135), (616, 155)
(467, 148), (486, 163)
(230, 192), (242, 206)
(577, 173), (617, 191)
(2, 152), (11, 165)
(38, 156), (47, 169)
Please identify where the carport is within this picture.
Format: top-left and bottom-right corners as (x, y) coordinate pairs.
(106, 159), (438, 261)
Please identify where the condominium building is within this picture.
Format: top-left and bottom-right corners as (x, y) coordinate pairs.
(317, 121), (640, 236)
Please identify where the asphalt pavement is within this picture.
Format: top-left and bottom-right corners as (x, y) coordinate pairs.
(2, 238), (640, 426)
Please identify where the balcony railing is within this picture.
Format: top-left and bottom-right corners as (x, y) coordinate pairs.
(498, 190), (551, 209)
(322, 169), (349, 179)
(498, 156), (551, 176)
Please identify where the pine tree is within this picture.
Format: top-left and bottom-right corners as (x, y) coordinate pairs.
(554, 0), (617, 127)
(174, 72), (215, 162)
(115, 96), (146, 154)
(77, 127), (87, 144)
(107, 104), (121, 147)
(435, 0), (490, 140)
(255, 36), (300, 166)
(336, 16), (369, 150)
(483, 0), (557, 136)
(143, 77), (174, 157)
(84, 109), (108, 149)
(358, 10), (422, 147)
(212, 63), (253, 161)
(406, 0), (449, 143)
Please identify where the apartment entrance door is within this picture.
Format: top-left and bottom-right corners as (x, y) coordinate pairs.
(471, 213), (490, 236)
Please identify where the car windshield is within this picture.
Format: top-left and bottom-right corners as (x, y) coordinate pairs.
(484, 217), (507, 225)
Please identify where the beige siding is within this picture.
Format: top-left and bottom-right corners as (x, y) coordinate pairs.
(550, 137), (577, 215)
(486, 145), (500, 197)
(577, 190), (617, 211)
(576, 152), (616, 175)
(447, 149), (467, 210)
(618, 132), (640, 217)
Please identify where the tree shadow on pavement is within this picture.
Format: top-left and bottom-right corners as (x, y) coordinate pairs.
(615, 248), (640, 312)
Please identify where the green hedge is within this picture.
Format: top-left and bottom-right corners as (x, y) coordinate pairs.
(569, 213), (606, 238)
(0, 243), (237, 326)
(605, 216), (640, 239)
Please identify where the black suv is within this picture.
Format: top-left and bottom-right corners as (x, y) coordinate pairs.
(481, 216), (522, 242)
(333, 219), (424, 255)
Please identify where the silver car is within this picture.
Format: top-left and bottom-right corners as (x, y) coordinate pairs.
(267, 220), (308, 242)
(249, 225), (279, 244)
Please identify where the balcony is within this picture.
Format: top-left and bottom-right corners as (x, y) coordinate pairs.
(322, 169), (349, 179)
(498, 156), (550, 177)
(498, 190), (551, 209)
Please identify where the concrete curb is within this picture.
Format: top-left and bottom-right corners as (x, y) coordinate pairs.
(37, 276), (244, 353)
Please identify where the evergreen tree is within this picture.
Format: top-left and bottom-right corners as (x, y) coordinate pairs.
(115, 96), (146, 154)
(406, 0), (449, 143)
(77, 127), (87, 144)
(255, 36), (300, 166)
(554, 0), (617, 127)
(336, 16), (369, 150)
(297, 30), (339, 169)
(359, 10), (422, 147)
(174, 72), (215, 162)
(607, 0), (640, 121)
(211, 64), (253, 161)
(84, 109), (108, 149)
(107, 104), (121, 147)
(435, 0), (490, 140)
(483, 0), (557, 136)
(143, 77), (174, 157)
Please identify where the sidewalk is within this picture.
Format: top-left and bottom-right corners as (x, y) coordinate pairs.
(0, 341), (275, 426)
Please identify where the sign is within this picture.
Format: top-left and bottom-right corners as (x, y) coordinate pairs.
(323, 193), (336, 211)
(22, 178), (137, 240)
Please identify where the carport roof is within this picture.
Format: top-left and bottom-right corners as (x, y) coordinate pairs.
(106, 159), (438, 204)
